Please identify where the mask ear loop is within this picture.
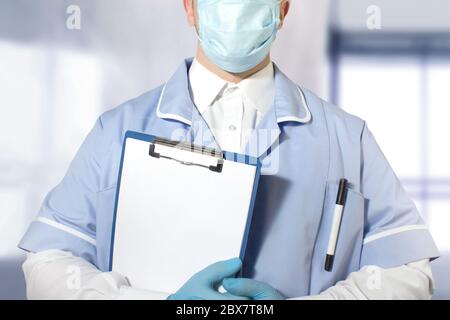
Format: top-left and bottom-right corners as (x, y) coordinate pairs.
(194, 20), (204, 46)
(272, 1), (282, 32)
(191, 0), (200, 36)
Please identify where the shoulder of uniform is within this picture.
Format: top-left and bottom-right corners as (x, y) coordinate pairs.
(301, 87), (366, 136)
(99, 84), (165, 129)
(85, 84), (165, 155)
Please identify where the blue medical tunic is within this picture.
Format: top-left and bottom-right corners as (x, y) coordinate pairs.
(19, 59), (439, 298)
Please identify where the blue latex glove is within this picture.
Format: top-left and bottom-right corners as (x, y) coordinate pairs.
(222, 278), (285, 300)
(167, 258), (250, 300)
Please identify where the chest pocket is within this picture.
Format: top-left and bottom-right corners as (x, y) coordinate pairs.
(310, 181), (365, 294)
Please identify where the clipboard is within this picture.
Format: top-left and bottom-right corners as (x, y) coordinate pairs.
(109, 131), (261, 294)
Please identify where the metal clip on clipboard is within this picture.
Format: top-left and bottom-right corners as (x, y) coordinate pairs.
(148, 138), (224, 173)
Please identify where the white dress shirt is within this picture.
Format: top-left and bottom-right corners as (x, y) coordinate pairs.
(22, 58), (435, 300)
(188, 59), (274, 153)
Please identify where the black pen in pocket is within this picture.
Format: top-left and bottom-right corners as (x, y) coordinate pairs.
(324, 178), (348, 272)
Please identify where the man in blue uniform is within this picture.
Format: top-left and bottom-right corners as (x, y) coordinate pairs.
(19, 0), (439, 300)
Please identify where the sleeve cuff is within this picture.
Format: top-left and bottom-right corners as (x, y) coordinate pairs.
(18, 219), (97, 266)
(360, 225), (440, 268)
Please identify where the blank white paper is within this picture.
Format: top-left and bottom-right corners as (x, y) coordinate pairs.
(112, 137), (258, 294)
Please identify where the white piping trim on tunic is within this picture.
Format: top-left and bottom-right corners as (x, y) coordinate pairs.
(156, 85), (193, 126)
(36, 217), (97, 246)
(277, 87), (312, 124)
(363, 224), (428, 245)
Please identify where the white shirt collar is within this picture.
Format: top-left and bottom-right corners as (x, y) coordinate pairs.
(188, 58), (275, 115)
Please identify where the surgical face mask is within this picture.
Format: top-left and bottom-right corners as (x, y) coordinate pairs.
(197, 0), (281, 73)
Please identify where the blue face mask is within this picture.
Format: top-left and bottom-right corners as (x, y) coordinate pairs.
(197, 0), (281, 73)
